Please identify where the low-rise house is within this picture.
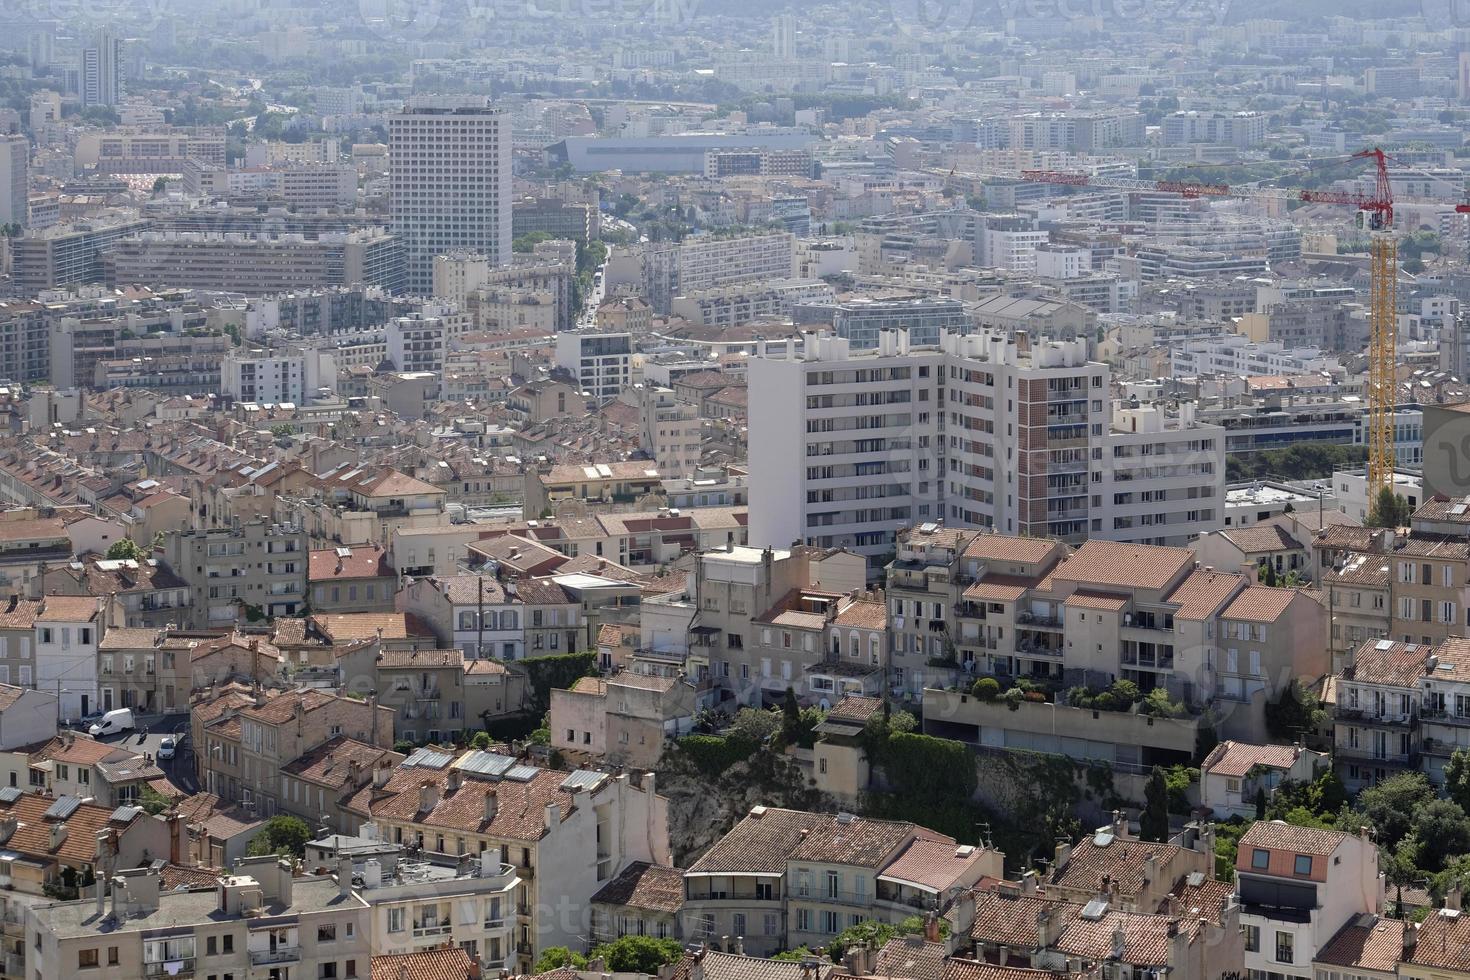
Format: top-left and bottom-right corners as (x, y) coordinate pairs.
(1312, 914), (1402, 980)
(311, 612), (437, 652)
(28, 859), (371, 980)
(1191, 519), (1312, 584)
(397, 574), (523, 661)
(279, 735), (399, 835)
(310, 544), (398, 614)
(549, 671), (698, 767)
(1045, 815), (1214, 913)
(36, 555), (190, 629)
(1233, 821), (1384, 980)
(1334, 639), (1429, 793)
(682, 806), (1003, 957)
(1199, 741), (1329, 819)
(358, 749), (672, 971)
(590, 860), (685, 944)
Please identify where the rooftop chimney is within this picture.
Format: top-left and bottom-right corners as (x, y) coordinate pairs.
(484, 789), (498, 824)
(418, 780), (439, 813)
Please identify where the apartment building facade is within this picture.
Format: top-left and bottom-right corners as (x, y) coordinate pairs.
(748, 329), (1224, 564)
(360, 751), (671, 971)
(160, 519), (308, 628)
(682, 806), (1001, 958)
(29, 860), (371, 980)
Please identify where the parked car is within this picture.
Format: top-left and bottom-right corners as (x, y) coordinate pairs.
(157, 737), (176, 761)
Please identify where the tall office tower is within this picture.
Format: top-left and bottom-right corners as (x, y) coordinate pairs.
(772, 13), (796, 59)
(0, 135), (28, 228)
(389, 99), (511, 297)
(80, 30), (124, 107)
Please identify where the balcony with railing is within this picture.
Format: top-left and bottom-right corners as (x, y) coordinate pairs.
(1336, 707), (1418, 729)
(145, 960), (196, 978)
(413, 921), (452, 938)
(793, 887), (872, 908)
(249, 948), (300, 966)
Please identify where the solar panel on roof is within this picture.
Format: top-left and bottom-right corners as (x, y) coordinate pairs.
(1080, 898), (1109, 921)
(559, 770), (608, 792)
(0, 787), (21, 804)
(44, 795), (81, 820)
(503, 765), (539, 782)
(403, 748), (455, 770)
(1376, 639), (1395, 651)
(454, 751), (516, 777)
(110, 805), (142, 823)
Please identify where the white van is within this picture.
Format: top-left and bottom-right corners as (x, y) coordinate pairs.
(88, 708), (135, 738)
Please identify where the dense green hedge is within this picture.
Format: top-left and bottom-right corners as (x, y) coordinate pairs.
(521, 651), (598, 713)
(676, 733), (757, 777)
(876, 731), (978, 804)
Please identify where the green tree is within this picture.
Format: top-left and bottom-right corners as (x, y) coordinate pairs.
(781, 687), (801, 742)
(1411, 799), (1470, 873)
(138, 784), (173, 816)
(1346, 772), (1436, 852)
(469, 731), (492, 750)
(535, 948), (588, 973)
(1264, 680), (1326, 741)
(245, 815), (312, 858)
(105, 539), (145, 561)
(152, 176), (168, 194)
(513, 231), (553, 253)
(1141, 766), (1170, 842)
(1367, 487), (1411, 528)
(826, 921), (896, 962)
(1311, 768), (1349, 816)
(729, 707), (782, 745)
(1447, 749), (1470, 815)
(590, 936), (684, 973)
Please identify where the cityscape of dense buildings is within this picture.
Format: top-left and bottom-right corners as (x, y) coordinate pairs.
(0, 5), (1466, 980)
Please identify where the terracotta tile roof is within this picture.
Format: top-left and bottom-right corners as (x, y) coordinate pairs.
(1165, 875), (1234, 925)
(377, 649), (463, 669)
(239, 689), (339, 724)
(597, 623), (636, 647)
(826, 695), (883, 725)
(368, 766), (575, 841)
(969, 890), (1076, 946)
(754, 588), (840, 631)
(1165, 570), (1246, 620)
(311, 612), (435, 642)
(1051, 541), (1194, 592)
(1432, 637), (1470, 680)
(308, 545), (392, 581)
(464, 659), (508, 676)
(1064, 591), (1130, 612)
(879, 837), (990, 892)
(1403, 909), (1470, 971)
(36, 595), (101, 622)
(1049, 837), (1197, 899)
(790, 814), (943, 868)
(689, 807), (941, 875)
(941, 959), (1083, 980)
(1219, 586), (1299, 623)
(1344, 640), (1431, 687)
(280, 735), (392, 789)
(964, 575), (1035, 603)
(1222, 523), (1305, 554)
(0, 683), (32, 712)
(33, 735), (130, 766)
(834, 597), (887, 630)
(963, 535), (1060, 565)
(1238, 820), (1348, 857)
(159, 862), (222, 890)
(0, 790), (125, 866)
(668, 951), (836, 980)
(97, 627), (164, 651)
(873, 937), (947, 980)
(0, 517), (66, 542)
(370, 947), (474, 980)
(0, 596), (43, 629)
(590, 860), (685, 913)
(1054, 908), (1178, 966)
(1316, 917), (1404, 972)
(1200, 741), (1302, 779)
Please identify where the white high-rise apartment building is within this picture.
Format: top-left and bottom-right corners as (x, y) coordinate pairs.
(0, 134), (27, 228)
(80, 30), (123, 108)
(772, 13), (796, 58)
(390, 100), (511, 296)
(748, 329), (1225, 562)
